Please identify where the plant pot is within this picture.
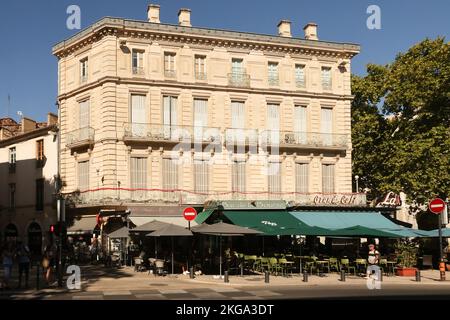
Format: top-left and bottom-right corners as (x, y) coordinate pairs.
(395, 267), (417, 277)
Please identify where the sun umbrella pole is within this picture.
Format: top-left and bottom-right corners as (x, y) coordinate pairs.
(219, 235), (222, 277)
(171, 236), (174, 275)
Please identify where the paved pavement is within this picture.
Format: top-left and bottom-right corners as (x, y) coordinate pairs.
(1, 264), (450, 300)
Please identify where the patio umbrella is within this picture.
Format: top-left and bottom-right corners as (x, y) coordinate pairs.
(191, 222), (262, 276)
(107, 226), (129, 238)
(146, 224), (193, 275)
(131, 220), (172, 233)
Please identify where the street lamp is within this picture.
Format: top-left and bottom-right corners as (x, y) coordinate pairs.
(355, 175), (359, 193)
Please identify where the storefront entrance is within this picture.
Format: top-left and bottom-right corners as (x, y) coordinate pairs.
(27, 222), (43, 255)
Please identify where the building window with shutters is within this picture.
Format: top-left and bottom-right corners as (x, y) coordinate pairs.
(232, 160), (246, 199)
(322, 164), (335, 193)
(321, 107), (333, 146)
(268, 162), (281, 199)
(80, 57), (88, 83)
(162, 158), (178, 200)
(132, 49), (144, 75)
(268, 62), (279, 86)
(78, 160), (89, 192)
(194, 55), (207, 80)
(194, 159), (209, 194)
(294, 105), (308, 144)
(36, 178), (44, 211)
(9, 147), (16, 173)
(295, 162), (309, 193)
(321, 66), (332, 90)
(36, 139), (45, 168)
(79, 100), (90, 141)
(130, 94), (147, 137)
(193, 99), (208, 143)
(267, 104), (280, 145)
(295, 64), (306, 88)
(164, 52), (176, 78)
(131, 157), (147, 200)
(163, 96), (178, 139)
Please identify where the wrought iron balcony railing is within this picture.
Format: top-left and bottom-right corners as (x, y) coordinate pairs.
(228, 72), (250, 87)
(66, 127), (95, 148)
(164, 70), (176, 78)
(260, 130), (349, 149)
(224, 128), (259, 146)
(195, 72), (207, 81)
(268, 76), (279, 86)
(132, 67), (145, 76)
(123, 123), (221, 144)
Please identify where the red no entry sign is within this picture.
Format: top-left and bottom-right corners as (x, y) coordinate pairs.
(429, 198), (446, 214)
(183, 207), (197, 221)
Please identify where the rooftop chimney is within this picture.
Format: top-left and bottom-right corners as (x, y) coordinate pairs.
(47, 113), (58, 126)
(21, 117), (36, 133)
(303, 22), (318, 40)
(178, 8), (191, 27)
(147, 4), (160, 23)
(277, 20), (292, 38)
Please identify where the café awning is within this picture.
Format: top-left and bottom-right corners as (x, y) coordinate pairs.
(67, 216), (98, 235)
(195, 209), (215, 224)
(290, 211), (428, 237)
(223, 210), (332, 236)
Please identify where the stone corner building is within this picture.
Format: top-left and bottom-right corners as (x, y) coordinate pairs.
(52, 5), (363, 237)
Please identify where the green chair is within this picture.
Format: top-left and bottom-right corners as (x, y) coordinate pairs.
(260, 257), (271, 273)
(278, 258), (292, 276)
(355, 258), (368, 276)
(329, 257), (340, 273)
(304, 258), (318, 275)
(269, 258), (282, 275)
(340, 258), (356, 276)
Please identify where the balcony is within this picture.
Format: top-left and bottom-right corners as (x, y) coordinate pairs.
(228, 72), (250, 88)
(66, 127), (95, 149)
(295, 80), (306, 89)
(268, 76), (279, 86)
(80, 75), (88, 84)
(260, 130), (349, 150)
(132, 67), (145, 76)
(8, 163), (16, 174)
(123, 123), (221, 145)
(36, 156), (47, 169)
(224, 128), (259, 146)
(195, 72), (207, 81)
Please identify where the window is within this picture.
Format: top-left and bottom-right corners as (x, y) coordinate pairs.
(268, 162), (281, 199)
(36, 179), (44, 211)
(228, 101), (245, 144)
(295, 64), (306, 88)
(132, 49), (144, 75)
(78, 100), (90, 140)
(194, 55), (207, 80)
(164, 52), (176, 77)
(80, 58), (88, 83)
(194, 99), (208, 142)
(131, 157), (147, 199)
(295, 163), (309, 193)
(294, 105), (307, 144)
(267, 104), (280, 145)
(322, 164), (335, 193)
(78, 161), (89, 191)
(230, 58), (248, 86)
(162, 158), (178, 198)
(321, 67), (332, 90)
(194, 159), (209, 193)
(36, 139), (45, 168)
(163, 96), (178, 139)
(9, 147), (16, 173)
(9, 183), (16, 210)
(232, 160), (246, 196)
(231, 58), (243, 74)
(268, 62), (279, 85)
(130, 95), (147, 137)
(321, 107), (333, 146)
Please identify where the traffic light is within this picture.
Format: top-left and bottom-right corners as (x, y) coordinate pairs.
(49, 224), (56, 233)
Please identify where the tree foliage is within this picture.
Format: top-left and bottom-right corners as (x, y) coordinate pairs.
(352, 38), (450, 206)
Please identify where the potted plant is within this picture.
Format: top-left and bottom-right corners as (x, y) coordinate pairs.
(393, 239), (419, 276)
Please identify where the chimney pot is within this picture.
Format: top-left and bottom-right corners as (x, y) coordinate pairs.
(147, 4), (160, 23)
(303, 22), (318, 40)
(277, 20), (292, 38)
(178, 8), (191, 27)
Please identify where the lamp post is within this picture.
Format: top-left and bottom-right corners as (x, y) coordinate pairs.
(355, 175), (359, 193)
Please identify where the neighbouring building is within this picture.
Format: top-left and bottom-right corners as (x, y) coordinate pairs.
(52, 5), (367, 244)
(0, 113), (58, 254)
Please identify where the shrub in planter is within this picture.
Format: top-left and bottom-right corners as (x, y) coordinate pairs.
(394, 239), (419, 276)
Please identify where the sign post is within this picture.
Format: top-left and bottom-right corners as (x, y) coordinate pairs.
(429, 198), (446, 281)
(183, 207), (197, 230)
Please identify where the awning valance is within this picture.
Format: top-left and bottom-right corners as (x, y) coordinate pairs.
(195, 209), (215, 224)
(67, 216), (98, 235)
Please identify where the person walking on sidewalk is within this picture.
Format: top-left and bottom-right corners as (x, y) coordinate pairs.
(1, 242), (15, 290)
(16, 241), (31, 289)
(366, 243), (380, 278)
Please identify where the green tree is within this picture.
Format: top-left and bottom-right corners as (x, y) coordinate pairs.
(352, 38), (450, 210)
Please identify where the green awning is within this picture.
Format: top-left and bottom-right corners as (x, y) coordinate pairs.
(195, 209), (215, 224)
(223, 210), (333, 236)
(290, 211), (427, 238)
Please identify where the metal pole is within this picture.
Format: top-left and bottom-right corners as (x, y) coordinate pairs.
(219, 235), (222, 277)
(171, 237), (174, 275)
(438, 213), (445, 281)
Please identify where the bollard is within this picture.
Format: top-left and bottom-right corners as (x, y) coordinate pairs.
(340, 269), (346, 282)
(224, 271), (229, 283)
(302, 270), (308, 282)
(379, 270), (383, 282)
(240, 263), (244, 277)
(439, 262), (446, 281)
(189, 266), (194, 279)
(415, 269), (421, 282)
(265, 271), (270, 283)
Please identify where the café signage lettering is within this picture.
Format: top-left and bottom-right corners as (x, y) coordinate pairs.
(313, 194), (360, 206)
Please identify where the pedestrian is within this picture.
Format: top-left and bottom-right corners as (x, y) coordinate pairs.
(1, 242), (15, 290)
(366, 243), (380, 278)
(42, 244), (55, 286)
(16, 241), (31, 289)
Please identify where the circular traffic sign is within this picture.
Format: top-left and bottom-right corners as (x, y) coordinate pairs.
(183, 207), (197, 221)
(429, 198), (446, 214)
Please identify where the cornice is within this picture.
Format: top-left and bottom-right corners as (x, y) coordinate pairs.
(53, 17), (360, 60)
(57, 76), (355, 102)
(0, 125), (57, 148)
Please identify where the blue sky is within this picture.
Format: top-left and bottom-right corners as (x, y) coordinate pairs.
(0, 0), (449, 121)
